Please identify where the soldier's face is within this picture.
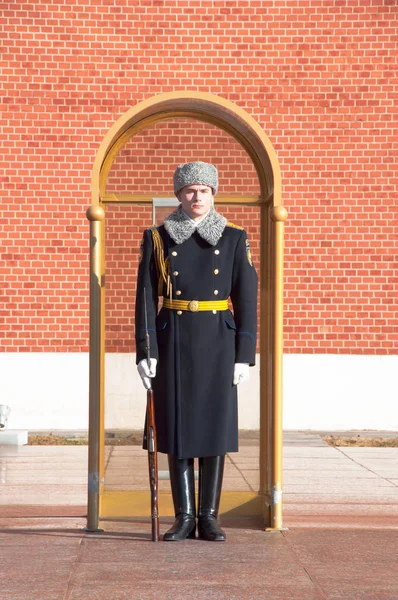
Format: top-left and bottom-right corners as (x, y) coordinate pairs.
(178, 185), (214, 221)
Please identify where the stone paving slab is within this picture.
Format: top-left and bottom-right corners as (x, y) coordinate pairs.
(0, 485), (88, 505)
(2, 442), (398, 514)
(1, 433), (398, 599)
(1, 517), (398, 600)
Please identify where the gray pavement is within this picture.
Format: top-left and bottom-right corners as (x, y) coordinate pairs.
(1, 431), (398, 599)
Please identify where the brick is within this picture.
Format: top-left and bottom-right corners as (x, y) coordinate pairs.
(1, 1), (396, 354)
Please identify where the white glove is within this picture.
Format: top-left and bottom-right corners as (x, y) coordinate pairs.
(137, 358), (157, 390)
(233, 363), (250, 385)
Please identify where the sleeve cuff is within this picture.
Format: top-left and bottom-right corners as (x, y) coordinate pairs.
(235, 332), (256, 366)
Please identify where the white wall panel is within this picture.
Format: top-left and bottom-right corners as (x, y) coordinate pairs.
(1, 353), (397, 432)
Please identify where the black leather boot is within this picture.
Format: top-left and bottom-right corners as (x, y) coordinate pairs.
(198, 455), (226, 542)
(163, 454), (196, 541)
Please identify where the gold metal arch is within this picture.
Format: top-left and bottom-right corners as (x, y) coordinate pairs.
(86, 91), (287, 532)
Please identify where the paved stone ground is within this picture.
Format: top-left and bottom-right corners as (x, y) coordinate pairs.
(1, 431), (398, 599)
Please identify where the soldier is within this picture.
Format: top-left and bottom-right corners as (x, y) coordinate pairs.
(135, 161), (258, 542)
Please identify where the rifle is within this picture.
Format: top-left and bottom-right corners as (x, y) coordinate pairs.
(144, 288), (160, 542)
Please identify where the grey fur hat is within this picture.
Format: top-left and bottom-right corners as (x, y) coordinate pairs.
(173, 161), (218, 196)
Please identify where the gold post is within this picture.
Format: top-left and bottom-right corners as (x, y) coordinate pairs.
(86, 204), (105, 532)
(267, 205), (288, 531)
(259, 202), (271, 526)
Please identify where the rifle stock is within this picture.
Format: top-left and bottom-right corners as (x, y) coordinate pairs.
(146, 387), (160, 542)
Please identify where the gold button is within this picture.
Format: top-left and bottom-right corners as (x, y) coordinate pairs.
(212, 310), (217, 314)
(214, 269), (219, 275)
(177, 310), (182, 315)
(173, 271), (179, 276)
(188, 300), (199, 312)
(214, 249), (220, 255)
(176, 290), (182, 296)
(172, 251), (177, 256)
(214, 290), (219, 295)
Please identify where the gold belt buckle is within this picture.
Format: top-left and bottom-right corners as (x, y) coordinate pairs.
(188, 300), (199, 312)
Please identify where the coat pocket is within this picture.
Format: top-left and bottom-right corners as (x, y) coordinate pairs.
(224, 318), (236, 331)
(156, 321), (168, 332)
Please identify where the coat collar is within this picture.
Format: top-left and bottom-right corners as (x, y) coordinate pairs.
(163, 205), (227, 246)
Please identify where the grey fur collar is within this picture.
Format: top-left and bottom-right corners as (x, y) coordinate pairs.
(163, 205), (227, 246)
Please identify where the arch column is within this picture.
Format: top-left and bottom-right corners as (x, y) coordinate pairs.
(268, 206), (288, 531)
(85, 205), (105, 532)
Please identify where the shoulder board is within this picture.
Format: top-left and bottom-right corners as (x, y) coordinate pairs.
(226, 221), (244, 231)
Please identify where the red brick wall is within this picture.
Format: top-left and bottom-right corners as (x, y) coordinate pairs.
(1, 1), (397, 354)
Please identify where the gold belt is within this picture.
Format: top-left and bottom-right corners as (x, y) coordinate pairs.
(163, 298), (228, 312)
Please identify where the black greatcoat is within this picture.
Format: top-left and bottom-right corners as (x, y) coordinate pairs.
(135, 208), (258, 459)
